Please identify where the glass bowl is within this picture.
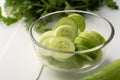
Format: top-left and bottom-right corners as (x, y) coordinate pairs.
(29, 10), (114, 73)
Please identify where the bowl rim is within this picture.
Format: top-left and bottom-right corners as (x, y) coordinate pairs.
(29, 10), (115, 54)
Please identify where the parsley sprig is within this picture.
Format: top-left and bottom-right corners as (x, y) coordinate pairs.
(0, 0), (119, 30)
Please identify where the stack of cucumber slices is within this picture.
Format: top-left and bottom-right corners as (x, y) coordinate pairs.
(39, 13), (105, 69)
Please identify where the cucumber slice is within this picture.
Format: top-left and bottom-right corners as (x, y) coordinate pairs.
(38, 31), (54, 56)
(68, 13), (86, 32)
(74, 37), (95, 62)
(86, 50), (102, 61)
(75, 44), (94, 62)
(54, 25), (76, 41)
(39, 37), (53, 56)
(88, 30), (105, 44)
(39, 30), (54, 42)
(78, 32), (100, 47)
(75, 44), (88, 50)
(40, 37), (53, 47)
(74, 37), (93, 48)
(49, 37), (75, 61)
(75, 44), (102, 63)
(74, 35), (103, 63)
(69, 13), (84, 20)
(71, 55), (84, 68)
(78, 30), (105, 47)
(56, 17), (78, 34)
(50, 37), (75, 51)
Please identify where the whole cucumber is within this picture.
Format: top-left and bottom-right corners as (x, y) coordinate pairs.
(80, 59), (120, 80)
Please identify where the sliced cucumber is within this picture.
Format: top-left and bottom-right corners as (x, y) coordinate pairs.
(74, 30), (104, 63)
(54, 25), (76, 41)
(75, 44), (102, 63)
(86, 50), (102, 61)
(39, 37), (53, 56)
(74, 37), (95, 62)
(38, 14), (105, 68)
(88, 30), (105, 44)
(49, 37), (75, 61)
(50, 37), (75, 51)
(75, 44), (94, 62)
(69, 13), (84, 20)
(71, 55), (84, 68)
(56, 17), (78, 34)
(68, 13), (86, 32)
(75, 44), (88, 51)
(78, 30), (105, 47)
(78, 32), (100, 47)
(74, 37), (93, 48)
(39, 30), (54, 42)
(40, 37), (53, 47)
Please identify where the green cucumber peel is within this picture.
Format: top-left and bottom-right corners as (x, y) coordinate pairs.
(80, 59), (120, 80)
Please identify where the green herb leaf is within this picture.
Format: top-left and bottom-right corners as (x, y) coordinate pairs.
(0, 0), (119, 32)
(0, 7), (17, 25)
(105, 0), (119, 9)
